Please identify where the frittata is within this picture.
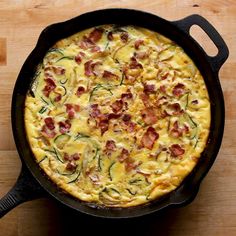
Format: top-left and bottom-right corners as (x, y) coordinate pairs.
(24, 25), (211, 207)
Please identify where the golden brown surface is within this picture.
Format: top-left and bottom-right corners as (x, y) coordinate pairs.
(0, 0), (235, 235)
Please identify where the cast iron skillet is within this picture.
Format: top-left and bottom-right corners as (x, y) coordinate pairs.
(0, 9), (229, 219)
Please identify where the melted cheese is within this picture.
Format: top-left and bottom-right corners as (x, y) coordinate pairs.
(24, 25), (211, 207)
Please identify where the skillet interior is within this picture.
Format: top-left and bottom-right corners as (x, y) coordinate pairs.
(11, 8), (225, 218)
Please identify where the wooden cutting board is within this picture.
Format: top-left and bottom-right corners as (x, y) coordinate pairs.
(0, 1), (235, 235)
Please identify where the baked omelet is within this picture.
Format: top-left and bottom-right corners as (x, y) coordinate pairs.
(24, 25), (211, 207)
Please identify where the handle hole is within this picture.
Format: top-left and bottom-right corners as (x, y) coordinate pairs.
(190, 25), (218, 57)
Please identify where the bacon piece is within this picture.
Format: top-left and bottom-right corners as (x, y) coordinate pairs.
(167, 103), (183, 116)
(102, 70), (118, 80)
(65, 104), (79, 119)
(161, 72), (169, 80)
(41, 125), (56, 138)
(129, 56), (143, 69)
(173, 83), (185, 97)
(59, 120), (71, 134)
(122, 114), (131, 122)
(141, 108), (158, 125)
(160, 85), (166, 93)
(54, 93), (62, 102)
(169, 144), (185, 157)
(44, 117), (55, 130)
(90, 45), (101, 53)
(75, 52), (85, 64)
(134, 39), (144, 50)
(121, 90), (133, 100)
(120, 32), (129, 43)
(84, 60), (101, 77)
(125, 159), (139, 172)
(43, 78), (56, 97)
(143, 83), (156, 94)
(118, 148), (130, 163)
(106, 140), (116, 150)
(89, 28), (104, 43)
(98, 119), (109, 135)
(107, 113), (120, 120)
(90, 104), (101, 118)
(170, 121), (182, 138)
(71, 153), (80, 160)
(66, 161), (77, 171)
(140, 93), (150, 107)
(76, 86), (86, 97)
(52, 66), (65, 75)
(126, 121), (136, 132)
(111, 100), (123, 113)
(141, 127), (159, 150)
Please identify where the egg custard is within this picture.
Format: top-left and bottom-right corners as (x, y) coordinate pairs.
(25, 25), (211, 207)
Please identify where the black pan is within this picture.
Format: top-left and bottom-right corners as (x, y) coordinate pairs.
(0, 9), (229, 219)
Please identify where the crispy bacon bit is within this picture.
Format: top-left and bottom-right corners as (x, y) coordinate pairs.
(84, 60), (101, 77)
(64, 153), (80, 161)
(54, 93), (62, 102)
(106, 113), (120, 120)
(167, 103), (183, 116)
(169, 144), (185, 157)
(143, 83), (156, 94)
(90, 45), (101, 53)
(65, 104), (79, 119)
(141, 108), (158, 125)
(118, 148), (130, 163)
(98, 119), (109, 135)
(111, 100), (123, 113)
(41, 125), (56, 138)
(121, 90), (133, 100)
(89, 28), (104, 43)
(126, 121), (136, 132)
(102, 70), (118, 80)
(134, 39), (144, 50)
(129, 56), (143, 69)
(71, 153), (80, 160)
(140, 93), (150, 107)
(170, 121), (182, 138)
(44, 117), (55, 130)
(75, 55), (82, 64)
(90, 104), (101, 118)
(160, 85), (166, 93)
(125, 159), (139, 172)
(173, 83), (185, 97)
(191, 99), (198, 104)
(120, 32), (128, 43)
(52, 66), (65, 75)
(76, 86), (86, 97)
(107, 31), (113, 41)
(106, 140), (116, 150)
(122, 114), (131, 122)
(43, 78), (56, 97)
(59, 120), (71, 134)
(141, 127), (159, 150)
(66, 161), (77, 171)
(161, 72), (169, 80)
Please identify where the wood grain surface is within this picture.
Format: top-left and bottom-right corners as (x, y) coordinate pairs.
(0, 0), (235, 235)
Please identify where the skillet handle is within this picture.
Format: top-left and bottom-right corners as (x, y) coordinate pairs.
(173, 14), (229, 73)
(0, 164), (45, 218)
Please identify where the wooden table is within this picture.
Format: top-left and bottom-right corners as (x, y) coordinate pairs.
(0, 1), (235, 235)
